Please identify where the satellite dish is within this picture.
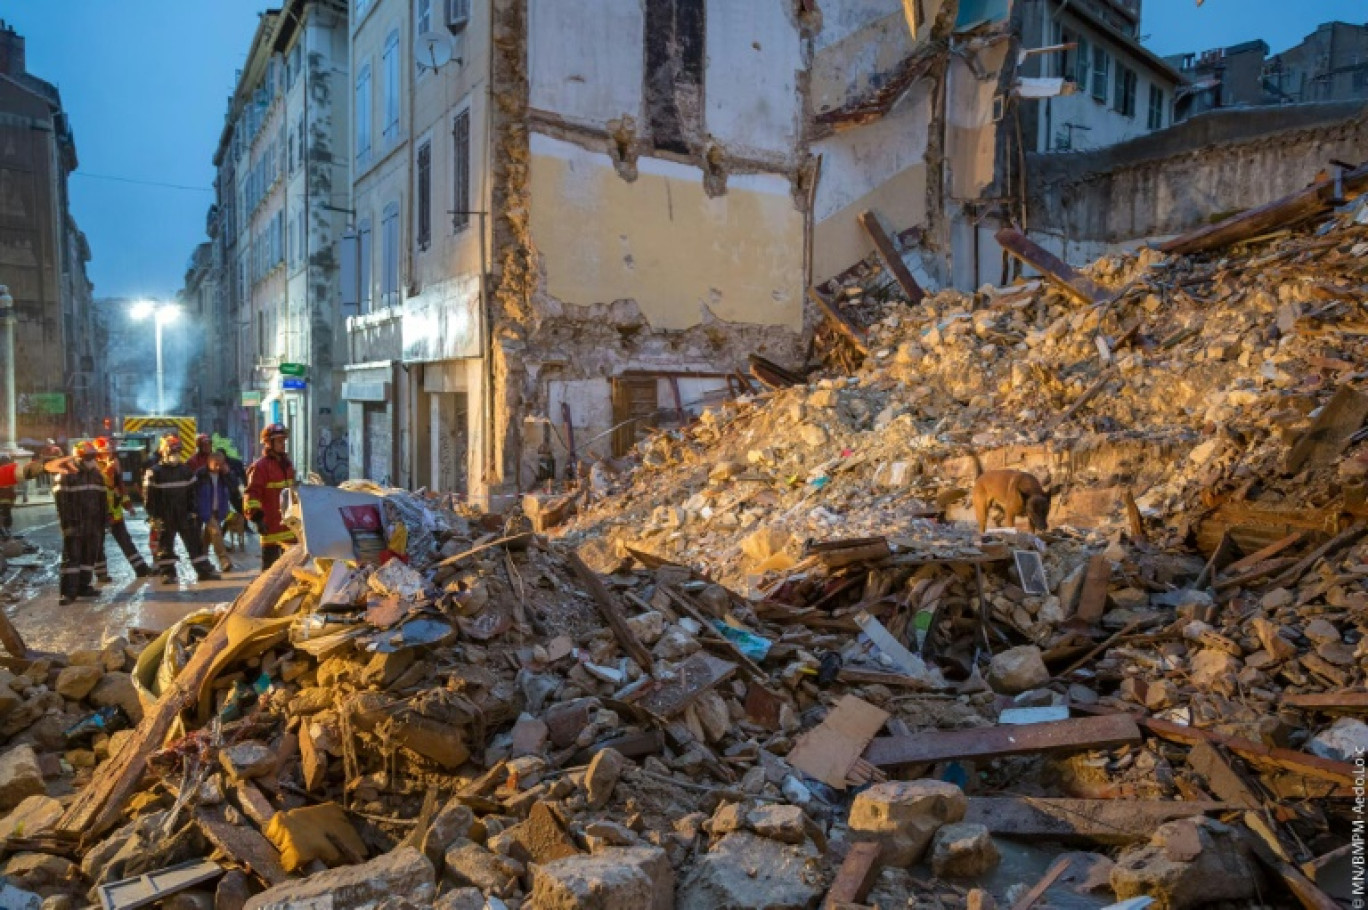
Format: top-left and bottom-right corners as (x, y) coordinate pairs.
(416, 32), (455, 71)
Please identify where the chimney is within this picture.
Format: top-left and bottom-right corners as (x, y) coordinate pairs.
(0, 20), (25, 77)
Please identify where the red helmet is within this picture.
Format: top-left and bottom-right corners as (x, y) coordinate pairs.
(261, 423), (289, 445)
(73, 441), (97, 459)
(93, 437), (114, 455)
(160, 435), (183, 456)
(196, 433), (211, 448)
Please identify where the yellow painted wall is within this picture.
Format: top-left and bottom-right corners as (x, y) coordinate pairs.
(528, 134), (804, 332)
(813, 163), (927, 282)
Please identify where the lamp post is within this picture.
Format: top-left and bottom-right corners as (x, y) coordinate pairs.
(0, 284), (17, 454)
(130, 301), (181, 416)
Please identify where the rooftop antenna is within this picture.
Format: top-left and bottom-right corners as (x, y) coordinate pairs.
(415, 32), (458, 72)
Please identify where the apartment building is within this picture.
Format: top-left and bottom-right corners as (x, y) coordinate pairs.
(211, 1), (351, 475)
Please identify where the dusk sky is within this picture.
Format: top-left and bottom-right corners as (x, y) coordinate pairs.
(6, 0), (1366, 301)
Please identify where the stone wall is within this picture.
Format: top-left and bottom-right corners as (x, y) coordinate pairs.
(1026, 101), (1368, 251)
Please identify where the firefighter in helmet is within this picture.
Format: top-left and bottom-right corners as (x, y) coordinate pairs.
(245, 423), (297, 571)
(52, 442), (107, 604)
(144, 435), (220, 583)
(92, 437), (151, 579)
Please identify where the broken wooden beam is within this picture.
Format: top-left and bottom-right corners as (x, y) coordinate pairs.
(749, 354), (806, 389)
(1281, 690), (1368, 712)
(1187, 741), (1262, 809)
(857, 211), (926, 304)
(824, 841), (883, 909)
(1071, 553), (1111, 626)
(1265, 522), (1366, 590)
(807, 287), (871, 356)
(963, 798), (1233, 846)
(57, 546), (309, 843)
(863, 714), (1141, 769)
(0, 605), (28, 659)
(1160, 163), (1368, 256)
(1217, 530), (1309, 579)
(565, 549), (655, 674)
(995, 227), (1107, 305)
(1077, 707), (1358, 789)
(1009, 855), (1073, 910)
(1284, 385), (1368, 475)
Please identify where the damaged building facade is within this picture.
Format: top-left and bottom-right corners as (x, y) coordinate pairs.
(341, 0), (1074, 505)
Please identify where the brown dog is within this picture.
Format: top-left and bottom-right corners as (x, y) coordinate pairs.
(973, 469), (1052, 533)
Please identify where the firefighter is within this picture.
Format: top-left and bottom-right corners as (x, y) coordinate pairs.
(245, 423), (297, 571)
(52, 443), (106, 605)
(187, 433), (213, 472)
(196, 450), (241, 573)
(92, 437), (151, 579)
(144, 435), (220, 583)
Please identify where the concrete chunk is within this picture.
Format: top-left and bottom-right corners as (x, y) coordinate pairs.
(930, 822), (1000, 878)
(531, 845), (672, 910)
(848, 779), (966, 866)
(244, 846), (435, 910)
(0, 745), (45, 812)
(678, 832), (819, 910)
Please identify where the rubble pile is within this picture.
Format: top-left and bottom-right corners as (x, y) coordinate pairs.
(0, 217), (1362, 909)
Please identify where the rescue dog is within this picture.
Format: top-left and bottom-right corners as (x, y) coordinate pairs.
(972, 469), (1052, 534)
(223, 511), (248, 552)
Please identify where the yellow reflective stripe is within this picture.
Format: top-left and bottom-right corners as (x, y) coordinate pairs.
(245, 498), (261, 511)
(261, 531), (296, 544)
(265, 480), (294, 489)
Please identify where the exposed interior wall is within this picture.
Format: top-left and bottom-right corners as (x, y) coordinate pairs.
(810, 3), (914, 115)
(812, 84), (933, 282)
(527, 0), (645, 129)
(529, 133), (805, 332)
(703, 3), (804, 164)
(1026, 104), (1368, 250)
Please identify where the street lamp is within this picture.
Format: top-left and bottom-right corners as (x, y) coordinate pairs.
(130, 301), (181, 416)
(0, 284), (19, 454)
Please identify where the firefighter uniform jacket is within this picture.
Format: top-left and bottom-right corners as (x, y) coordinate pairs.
(245, 453), (297, 546)
(97, 456), (132, 523)
(144, 458), (200, 526)
(53, 460), (107, 534)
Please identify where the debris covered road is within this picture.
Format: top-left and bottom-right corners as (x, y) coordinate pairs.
(0, 197), (1366, 909)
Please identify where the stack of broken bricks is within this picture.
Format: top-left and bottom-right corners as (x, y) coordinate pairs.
(0, 185), (1365, 910)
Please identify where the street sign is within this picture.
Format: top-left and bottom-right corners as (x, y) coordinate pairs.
(279, 363), (308, 377)
(241, 390), (262, 406)
(282, 378), (307, 391)
(31, 392), (66, 415)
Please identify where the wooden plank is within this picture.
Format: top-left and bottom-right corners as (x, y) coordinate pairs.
(1076, 707), (1358, 788)
(1218, 531), (1308, 579)
(96, 859), (224, 910)
(1266, 522), (1367, 589)
(197, 806), (289, 886)
(1238, 826), (1342, 910)
(0, 606), (29, 659)
(1160, 163), (1368, 256)
(565, 549), (655, 674)
(1071, 554), (1110, 625)
(995, 227), (1106, 305)
(1188, 742), (1261, 809)
(1284, 386), (1368, 475)
(1214, 556), (1300, 592)
(807, 287), (871, 356)
(864, 714), (1141, 769)
(1009, 855), (1073, 910)
(1281, 690), (1368, 712)
(788, 695), (890, 790)
(824, 841), (883, 909)
(57, 546), (309, 843)
(964, 798), (1233, 846)
(857, 211), (926, 304)
(1124, 489), (1147, 542)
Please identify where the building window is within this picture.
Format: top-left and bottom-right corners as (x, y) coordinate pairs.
(356, 0), (372, 18)
(1091, 45), (1110, 102)
(417, 0), (432, 35)
(382, 201), (400, 306)
(1074, 36), (1090, 89)
(383, 30), (401, 143)
(417, 141), (432, 250)
(452, 109), (470, 231)
(446, 0), (470, 33)
(289, 44), (302, 89)
(1147, 84), (1166, 130)
(358, 218), (373, 312)
(1114, 66), (1137, 117)
(356, 63), (372, 166)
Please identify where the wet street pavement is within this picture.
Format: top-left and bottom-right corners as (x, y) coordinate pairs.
(2, 489), (258, 654)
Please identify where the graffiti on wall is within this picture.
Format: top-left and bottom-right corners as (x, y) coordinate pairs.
(318, 428), (349, 485)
